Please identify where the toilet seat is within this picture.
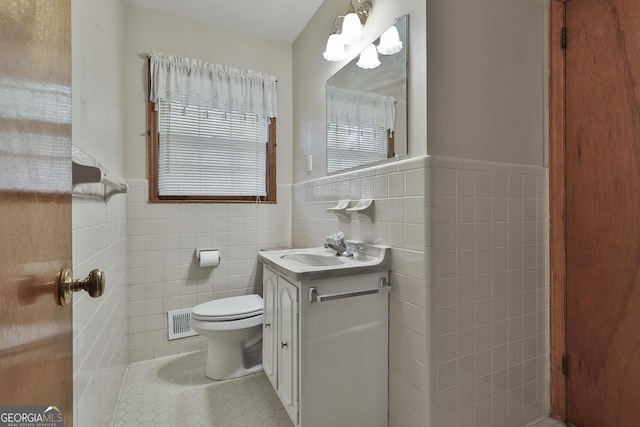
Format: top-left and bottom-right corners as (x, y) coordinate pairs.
(192, 294), (263, 321)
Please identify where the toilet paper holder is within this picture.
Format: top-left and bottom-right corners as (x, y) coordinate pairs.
(196, 248), (221, 267)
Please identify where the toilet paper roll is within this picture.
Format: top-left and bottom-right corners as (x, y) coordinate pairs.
(198, 250), (220, 267)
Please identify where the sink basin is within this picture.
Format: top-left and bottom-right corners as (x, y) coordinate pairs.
(281, 253), (345, 266)
(258, 245), (390, 281)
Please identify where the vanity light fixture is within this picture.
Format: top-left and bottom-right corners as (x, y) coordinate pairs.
(323, 0), (373, 62)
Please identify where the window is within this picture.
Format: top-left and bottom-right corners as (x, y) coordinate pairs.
(147, 53), (277, 203)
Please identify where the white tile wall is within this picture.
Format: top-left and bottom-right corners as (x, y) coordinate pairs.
(292, 157), (430, 427)
(433, 157), (549, 427)
(72, 194), (128, 426)
(125, 180), (292, 362)
(292, 155), (549, 427)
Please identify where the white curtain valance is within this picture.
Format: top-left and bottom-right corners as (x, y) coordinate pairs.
(149, 52), (277, 117)
(326, 86), (396, 131)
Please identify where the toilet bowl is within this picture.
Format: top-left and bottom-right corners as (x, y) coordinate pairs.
(190, 294), (264, 380)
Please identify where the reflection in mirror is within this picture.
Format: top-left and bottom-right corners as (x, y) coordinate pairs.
(326, 15), (408, 174)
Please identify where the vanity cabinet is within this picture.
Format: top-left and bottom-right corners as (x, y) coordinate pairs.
(263, 266), (299, 424)
(262, 263), (389, 427)
(262, 267), (277, 387)
(277, 277), (299, 422)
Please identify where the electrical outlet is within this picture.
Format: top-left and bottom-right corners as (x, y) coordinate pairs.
(306, 155), (313, 172)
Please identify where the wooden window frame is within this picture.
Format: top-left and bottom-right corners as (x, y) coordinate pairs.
(146, 96), (277, 204)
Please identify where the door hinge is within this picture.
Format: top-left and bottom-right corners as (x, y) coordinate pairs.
(561, 27), (567, 49)
(562, 353), (568, 375)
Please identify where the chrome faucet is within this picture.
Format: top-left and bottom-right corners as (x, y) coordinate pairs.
(323, 232), (354, 257)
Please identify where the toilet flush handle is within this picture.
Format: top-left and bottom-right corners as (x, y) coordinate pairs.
(57, 268), (105, 306)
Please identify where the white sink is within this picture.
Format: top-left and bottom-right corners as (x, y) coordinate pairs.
(258, 245), (390, 281)
(281, 253), (346, 267)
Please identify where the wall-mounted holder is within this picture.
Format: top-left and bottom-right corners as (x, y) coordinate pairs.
(327, 199), (352, 222)
(196, 248), (221, 267)
(72, 145), (128, 202)
(346, 199), (374, 222)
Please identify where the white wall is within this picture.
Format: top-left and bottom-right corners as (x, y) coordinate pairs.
(292, 0), (428, 182)
(427, 0), (548, 166)
(73, 0), (125, 174)
(431, 157), (548, 426)
(122, 4), (294, 184)
(71, 0), (128, 425)
(72, 198), (128, 426)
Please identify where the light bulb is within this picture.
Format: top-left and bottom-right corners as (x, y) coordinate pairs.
(356, 44), (381, 69)
(340, 12), (363, 45)
(323, 34), (347, 61)
(377, 25), (403, 55)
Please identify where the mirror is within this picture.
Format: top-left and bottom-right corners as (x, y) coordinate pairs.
(326, 15), (408, 174)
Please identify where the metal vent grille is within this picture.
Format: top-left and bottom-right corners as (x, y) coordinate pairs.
(167, 309), (198, 340)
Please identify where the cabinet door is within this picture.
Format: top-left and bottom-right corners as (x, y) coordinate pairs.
(277, 277), (299, 425)
(262, 266), (278, 389)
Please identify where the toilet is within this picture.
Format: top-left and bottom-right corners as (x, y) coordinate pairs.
(190, 294), (264, 380)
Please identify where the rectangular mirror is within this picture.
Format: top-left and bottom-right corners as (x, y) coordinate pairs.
(326, 15), (408, 174)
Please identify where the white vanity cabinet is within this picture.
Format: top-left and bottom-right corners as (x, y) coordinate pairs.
(262, 266), (277, 388)
(261, 262), (389, 427)
(276, 277), (299, 423)
(263, 266), (299, 424)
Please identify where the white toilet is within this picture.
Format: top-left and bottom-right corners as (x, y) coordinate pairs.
(190, 294), (264, 380)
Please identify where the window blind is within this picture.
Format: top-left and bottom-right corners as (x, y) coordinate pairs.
(157, 102), (268, 197)
(326, 123), (389, 174)
(325, 85), (395, 174)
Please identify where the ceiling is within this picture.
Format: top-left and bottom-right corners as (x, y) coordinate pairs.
(125, 0), (326, 43)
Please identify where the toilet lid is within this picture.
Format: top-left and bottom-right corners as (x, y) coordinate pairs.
(192, 294), (263, 321)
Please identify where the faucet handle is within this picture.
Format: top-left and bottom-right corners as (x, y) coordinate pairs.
(334, 231), (345, 243)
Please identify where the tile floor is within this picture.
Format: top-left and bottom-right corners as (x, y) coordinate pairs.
(114, 351), (564, 427)
(113, 351), (293, 427)
(529, 418), (566, 427)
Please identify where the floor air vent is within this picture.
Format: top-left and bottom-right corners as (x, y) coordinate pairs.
(167, 309), (198, 340)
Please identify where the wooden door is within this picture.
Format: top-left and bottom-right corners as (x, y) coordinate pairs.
(0, 1), (73, 425)
(564, 0), (640, 425)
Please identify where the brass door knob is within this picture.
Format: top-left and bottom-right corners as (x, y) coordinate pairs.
(57, 268), (105, 306)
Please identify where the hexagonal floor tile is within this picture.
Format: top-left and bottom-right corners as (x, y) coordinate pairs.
(113, 351), (293, 427)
